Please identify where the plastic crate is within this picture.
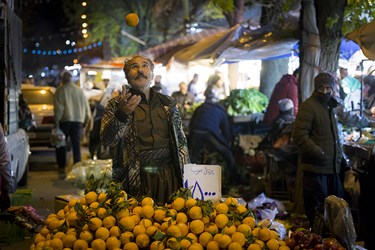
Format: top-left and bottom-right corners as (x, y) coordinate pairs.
(10, 189), (33, 206)
(0, 215), (29, 245)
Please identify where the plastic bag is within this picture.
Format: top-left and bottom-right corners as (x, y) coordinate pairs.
(344, 169), (360, 205)
(50, 127), (66, 148)
(248, 193), (286, 220)
(324, 195), (357, 250)
(66, 159), (112, 190)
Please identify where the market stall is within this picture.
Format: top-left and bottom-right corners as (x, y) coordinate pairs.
(342, 19), (375, 249)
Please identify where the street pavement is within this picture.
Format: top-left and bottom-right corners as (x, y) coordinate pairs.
(0, 145), (88, 250)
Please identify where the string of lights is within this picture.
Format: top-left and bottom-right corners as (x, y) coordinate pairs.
(22, 0), (52, 6)
(22, 1), (98, 58)
(81, 1), (89, 39)
(23, 41), (102, 56)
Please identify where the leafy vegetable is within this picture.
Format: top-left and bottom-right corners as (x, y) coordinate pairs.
(222, 88), (268, 116)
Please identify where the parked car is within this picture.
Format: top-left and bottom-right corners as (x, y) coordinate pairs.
(21, 84), (55, 147)
(5, 129), (30, 192)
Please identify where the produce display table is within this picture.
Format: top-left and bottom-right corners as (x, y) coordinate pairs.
(343, 141), (375, 248)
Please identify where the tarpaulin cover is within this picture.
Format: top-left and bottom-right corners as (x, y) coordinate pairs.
(346, 20), (375, 60)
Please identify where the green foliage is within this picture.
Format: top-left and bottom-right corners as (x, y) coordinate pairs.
(223, 88), (269, 116)
(343, 0), (374, 35)
(60, 0), (373, 60)
(211, 0), (235, 12)
(326, 15), (340, 30)
(168, 187), (193, 201)
(185, 101), (203, 115)
(200, 2), (226, 21)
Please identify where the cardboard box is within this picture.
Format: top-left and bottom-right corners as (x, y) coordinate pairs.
(54, 194), (82, 213)
(183, 164), (221, 201)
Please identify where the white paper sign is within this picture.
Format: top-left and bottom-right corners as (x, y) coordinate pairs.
(183, 164), (222, 201)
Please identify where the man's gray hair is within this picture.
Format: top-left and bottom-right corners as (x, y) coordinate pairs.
(123, 55), (155, 78)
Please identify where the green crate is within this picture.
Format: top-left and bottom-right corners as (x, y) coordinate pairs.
(11, 189), (33, 206)
(0, 215), (29, 245)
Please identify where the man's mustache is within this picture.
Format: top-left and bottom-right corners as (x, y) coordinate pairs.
(135, 73), (147, 80)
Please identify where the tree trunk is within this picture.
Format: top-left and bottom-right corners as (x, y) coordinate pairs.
(299, 0), (347, 101)
(259, 58), (289, 98)
(315, 0), (346, 72)
(223, 0), (245, 27)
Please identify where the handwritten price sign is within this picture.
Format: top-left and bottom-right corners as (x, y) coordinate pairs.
(183, 164), (222, 201)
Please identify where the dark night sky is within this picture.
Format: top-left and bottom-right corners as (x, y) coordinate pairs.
(20, 0), (102, 76)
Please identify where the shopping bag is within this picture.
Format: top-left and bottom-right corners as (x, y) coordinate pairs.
(183, 164), (221, 201)
(50, 127), (66, 148)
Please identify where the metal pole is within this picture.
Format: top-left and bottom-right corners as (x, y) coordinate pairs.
(182, 0), (189, 35)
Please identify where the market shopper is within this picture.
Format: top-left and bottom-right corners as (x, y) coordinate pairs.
(262, 68), (299, 126)
(188, 87), (240, 188)
(292, 72), (344, 225)
(171, 81), (195, 119)
(152, 74), (167, 95)
(205, 73), (226, 101)
(100, 55), (190, 204)
(0, 123), (11, 211)
(54, 70), (91, 171)
(363, 75), (375, 117)
(188, 73), (199, 101)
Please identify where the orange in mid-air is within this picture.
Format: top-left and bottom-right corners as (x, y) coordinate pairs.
(125, 13), (139, 27)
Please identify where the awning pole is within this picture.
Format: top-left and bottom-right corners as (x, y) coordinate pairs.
(121, 30), (146, 46)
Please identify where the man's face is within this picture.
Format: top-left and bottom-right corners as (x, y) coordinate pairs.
(339, 68), (348, 79)
(126, 57), (154, 90)
(180, 83), (188, 94)
(316, 84), (333, 102)
(317, 84), (332, 95)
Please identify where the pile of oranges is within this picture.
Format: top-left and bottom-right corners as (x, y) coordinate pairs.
(30, 185), (290, 250)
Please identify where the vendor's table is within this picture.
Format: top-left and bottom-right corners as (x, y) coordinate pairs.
(343, 142), (375, 249)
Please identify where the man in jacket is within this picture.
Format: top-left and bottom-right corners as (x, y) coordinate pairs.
(54, 70), (91, 171)
(292, 72), (343, 225)
(188, 88), (240, 189)
(171, 81), (195, 119)
(100, 55), (189, 204)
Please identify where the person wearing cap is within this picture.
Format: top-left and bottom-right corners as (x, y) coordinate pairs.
(100, 55), (189, 204)
(188, 87), (241, 191)
(54, 70), (91, 173)
(292, 72), (344, 225)
(259, 98), (296, 151)
(263, 68), (299, 127)
(338, 66), (361, 111)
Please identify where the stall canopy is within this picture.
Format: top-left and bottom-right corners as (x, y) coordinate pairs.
(140, 28), (225, 65)
(137, 23), (299, 66)
(346, 19), (375, 60)
(172, 24), (298, 64)
(172, 24), (241, 63)
(340, 39), (360, 61)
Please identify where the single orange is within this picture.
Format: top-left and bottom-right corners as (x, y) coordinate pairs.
(125, 13), (139, 27)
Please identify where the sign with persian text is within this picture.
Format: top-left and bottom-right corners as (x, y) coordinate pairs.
(183, 164), (221, 201)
